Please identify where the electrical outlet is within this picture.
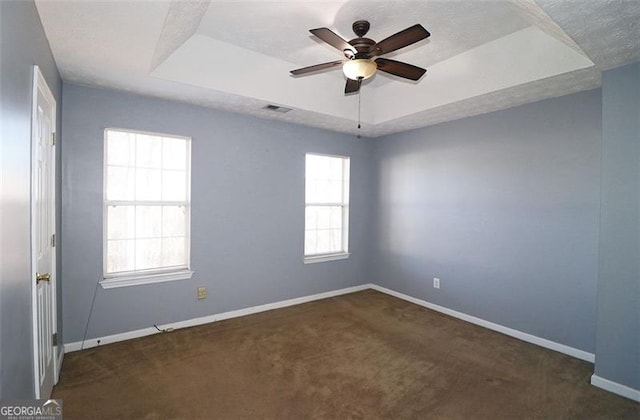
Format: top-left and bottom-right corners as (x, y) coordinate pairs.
(433, 277), (440, 289)
(197, 287), (207, 300)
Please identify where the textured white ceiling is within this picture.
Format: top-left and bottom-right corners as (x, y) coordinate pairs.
(35, 0), (640, 137)
(537, 0), (640, 69)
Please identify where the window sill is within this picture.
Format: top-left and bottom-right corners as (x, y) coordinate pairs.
(101, 270), (194, 289)
(304, 253), (350, 264)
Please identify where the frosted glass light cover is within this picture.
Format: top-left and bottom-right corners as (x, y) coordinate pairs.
(342, 59), (376, 80)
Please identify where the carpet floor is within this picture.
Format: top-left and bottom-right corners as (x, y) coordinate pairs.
(53, 289), (639, 419)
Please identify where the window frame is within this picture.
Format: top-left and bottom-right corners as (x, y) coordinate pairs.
(100, 127), (194, 289)
(304, 152), (350, 264)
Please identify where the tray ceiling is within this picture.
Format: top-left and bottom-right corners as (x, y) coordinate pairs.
(35, 0), (640, 137)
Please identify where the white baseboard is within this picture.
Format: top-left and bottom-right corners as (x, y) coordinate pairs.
(64, 284), (371, 353)
(591, 374), (640, 402)
(68, 282), (640, 401)
(369, 284), (595, 363)
(64, 283), (595, 365)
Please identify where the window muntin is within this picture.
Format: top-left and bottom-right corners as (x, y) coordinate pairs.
(304, 153), (350, 261)
(103, 129), (192, 286)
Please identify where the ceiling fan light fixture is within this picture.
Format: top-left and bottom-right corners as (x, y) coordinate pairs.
(343, 59), (377, 81)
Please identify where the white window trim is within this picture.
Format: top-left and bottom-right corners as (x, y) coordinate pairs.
(100, 269), (194, 289)
(101, 128), (193, 288)
(303, 252), (350, 264)
(304, 153), (350, 263)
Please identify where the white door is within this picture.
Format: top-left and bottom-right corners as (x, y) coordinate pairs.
(31, 65), (58, 398)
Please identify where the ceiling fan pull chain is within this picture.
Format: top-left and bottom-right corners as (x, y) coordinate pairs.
(357, 78), (362, 130)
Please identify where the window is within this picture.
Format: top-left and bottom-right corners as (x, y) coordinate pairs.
(304, 153), (350, 263)
(102, 128), (192, 288)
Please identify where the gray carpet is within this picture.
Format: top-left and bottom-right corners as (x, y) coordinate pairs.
(53, 289), (639, 419)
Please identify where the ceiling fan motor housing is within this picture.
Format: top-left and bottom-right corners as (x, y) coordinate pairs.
(349, 20), (375, 58)
(348, 38), (375, 58)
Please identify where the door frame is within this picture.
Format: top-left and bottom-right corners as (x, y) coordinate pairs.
(30, 65), (59, 398)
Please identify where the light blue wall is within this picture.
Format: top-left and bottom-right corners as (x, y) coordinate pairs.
(61, 84), (373, 343)
(0, 0), (62, 398)
(595, 61), (640, 390)
(63, 84), (613, 359)
(371, 89), (602, 353)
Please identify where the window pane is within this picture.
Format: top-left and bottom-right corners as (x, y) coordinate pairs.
(136, 134), (162, 169)
(107, 239), (135, 273)
(305, 155), (345, 203)
(306, 206), (341, 230)
(163, 137), (187, 170)
(315, 180), (335, 203)
(304, 205), (345, 256)
(107, 131), (135, 167)
(135, 206), (162, 239)
(330, 229), (342, 251)
(316, 230), (332, 254)
(106, 166), (135, 201)
(327, 158), (343, 180)
(135, 238), (162, 270)
(162, 170), (186, 201)
(136, 168), (162, 200)
(316, 206), (331, 229)
(163, 206), (186, 237)
(305, 179), (316, 203)
(330, 180), (343, 201)
(162, 237), (186, 267)
(304, 230), (317, 255)
(107, 205), (135, 239)
(305, 154), (322, 180)
(305, 207), (317, 230)
(330, 206), (343, 229)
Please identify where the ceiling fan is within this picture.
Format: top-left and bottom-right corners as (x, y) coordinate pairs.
(290, 20), (431, 94)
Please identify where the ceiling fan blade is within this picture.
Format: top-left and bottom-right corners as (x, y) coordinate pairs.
(344, 78), (361, 94)
(290, 60), (344, 76)
(310, 28), (357, 55)
(376, 58), (426, 81)
(371, 24), (430, 56)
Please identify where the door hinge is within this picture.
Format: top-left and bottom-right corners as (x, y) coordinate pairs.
(51, 132), (56, 146)
(51, 234), (55, 247)
(52, 332), (58, 346)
